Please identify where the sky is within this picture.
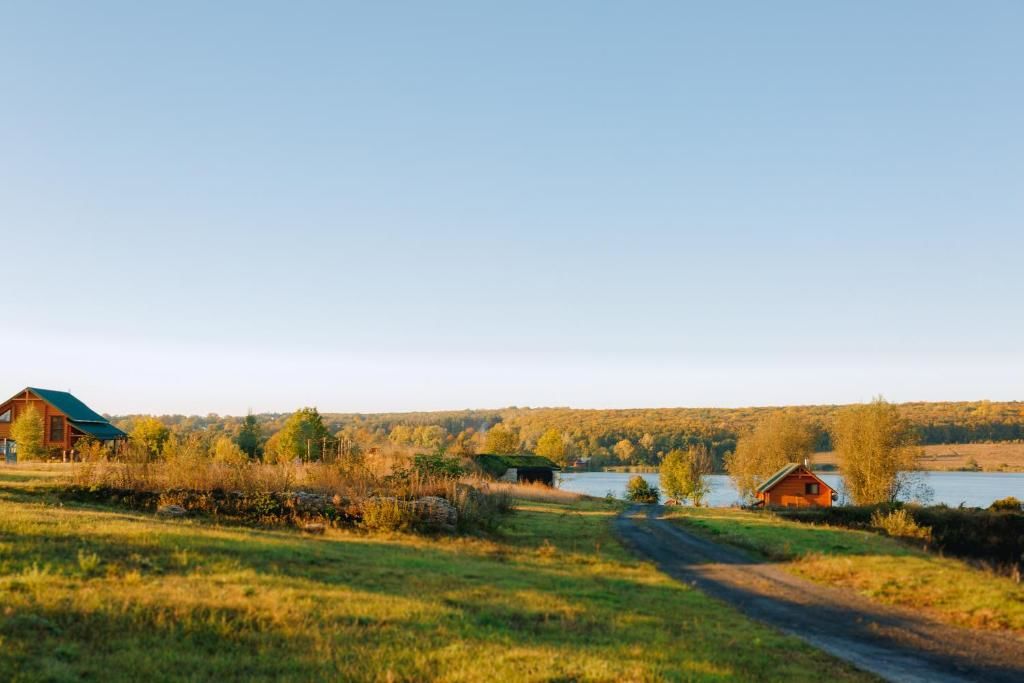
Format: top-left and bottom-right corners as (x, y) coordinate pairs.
(1, 2), (1022, 415)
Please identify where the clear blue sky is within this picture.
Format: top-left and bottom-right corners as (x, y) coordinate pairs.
(2, 2), (1021, 414)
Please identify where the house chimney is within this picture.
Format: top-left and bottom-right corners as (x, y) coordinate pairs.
(803, 458), (810, 469)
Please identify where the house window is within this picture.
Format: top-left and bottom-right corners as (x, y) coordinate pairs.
(0, 409), (10, 423)
(50, 416), (65, 442)
(805, 482), (820, 495)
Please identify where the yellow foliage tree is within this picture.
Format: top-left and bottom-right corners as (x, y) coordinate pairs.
(11, 405), (45, 460)
(726, 411), (816, 500)
(832, 398), (925, 504)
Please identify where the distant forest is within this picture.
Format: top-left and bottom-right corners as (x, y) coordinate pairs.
(110, 401), (1024, 468)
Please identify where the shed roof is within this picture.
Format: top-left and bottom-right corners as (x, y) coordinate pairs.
(755, 462), (831, 494)
(475, 453), (561, 477)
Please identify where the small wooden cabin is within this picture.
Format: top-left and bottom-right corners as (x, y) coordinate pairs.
(475, 453), (561, 486)
(0, 387), (127, 459)
(755, 462), (834, 508)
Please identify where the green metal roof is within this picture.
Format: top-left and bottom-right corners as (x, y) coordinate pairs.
(475, 453), (561, 477)
(22, 387), (126, 440)
(27, 388), (108, 422)
(70, 420), (127, 440)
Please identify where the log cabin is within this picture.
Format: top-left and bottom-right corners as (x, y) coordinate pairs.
(0, 387), (127, 459)
(755, 462), (835, 507)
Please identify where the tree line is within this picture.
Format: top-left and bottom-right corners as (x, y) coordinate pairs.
(103, 399), (1024, 470)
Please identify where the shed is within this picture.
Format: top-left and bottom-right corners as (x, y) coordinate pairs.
(475, 453), (561, 486)
(755, 462), (834, 508)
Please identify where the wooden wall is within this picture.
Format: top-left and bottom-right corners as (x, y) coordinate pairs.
(0, 389), (72, 451)
(759, 469), (833, 507)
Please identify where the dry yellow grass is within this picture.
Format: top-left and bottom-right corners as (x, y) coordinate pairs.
(815, 442), (1024, 471)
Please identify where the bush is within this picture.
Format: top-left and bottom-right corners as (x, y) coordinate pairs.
(412, 452), (467, 479)
(625, 476), (660, 504)
(990, 496), (1023, 512)
(870, 508), (932, 542)
(360, 497), (413, 533)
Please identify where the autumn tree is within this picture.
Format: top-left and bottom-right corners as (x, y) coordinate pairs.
(10, 406), (45, 460)
(613, 439), (636, 464)
(535, 428), (567, 465)
(832, 398), (925, 504)
(130, 416), (170, 457)
(725, 410), (816, 500)
(272, 407), (332, 462)
(483, 423), (520, 454)
(660, 449), (688, 501)
(236, 412), (261, 458)
(212, 436), (248, 466)
(660, 444), (713, 505)
(686, 443), (714, 506)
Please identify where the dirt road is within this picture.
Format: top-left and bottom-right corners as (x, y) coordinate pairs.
(614, 506), (1024, 683)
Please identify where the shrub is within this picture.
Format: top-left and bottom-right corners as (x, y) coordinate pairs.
(990, 496), (1023, 512)
(870, 508), (932, 543)
(360, 497), (413, 532)
(412, 452), (466, 479)
(625, 476), (660, 504)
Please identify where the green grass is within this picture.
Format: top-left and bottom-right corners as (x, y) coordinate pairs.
(665, 507), (1024, 633)
(0, 465), (874, 682)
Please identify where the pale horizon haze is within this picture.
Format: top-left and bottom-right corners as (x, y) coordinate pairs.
(2, 2), (1022, 415)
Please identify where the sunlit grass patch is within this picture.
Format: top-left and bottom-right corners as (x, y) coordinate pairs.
(0, 466), (873, 682)
(668, 506), (1024, 634)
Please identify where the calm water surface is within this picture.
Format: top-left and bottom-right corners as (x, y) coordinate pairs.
(557, 471), (1024, 508)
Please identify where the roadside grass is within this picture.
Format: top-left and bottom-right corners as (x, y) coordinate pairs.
(665, 507), (1024, 634)
(0, 465), (873, 682)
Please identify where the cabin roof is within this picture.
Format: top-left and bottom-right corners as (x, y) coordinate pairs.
(16, 387), (127, 439)
(755, 462), (831, 494)
(70, 420), (128, 440)
(26, 387), (109, 422)
(475, 453), (561, 477)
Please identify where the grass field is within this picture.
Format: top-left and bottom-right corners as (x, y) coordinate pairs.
(666, 507), (1024, 634)
(815, 442), (1024, 472)
(0, 465), (872, 682)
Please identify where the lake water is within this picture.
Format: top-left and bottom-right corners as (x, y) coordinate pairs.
(557, 471), (1024, 508)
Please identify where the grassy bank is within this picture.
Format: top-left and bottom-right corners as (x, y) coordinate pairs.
(666, 507), (1024, 634)
(0, 465), (871, 682)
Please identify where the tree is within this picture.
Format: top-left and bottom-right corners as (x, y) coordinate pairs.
(625, 475), (660, 504)
(686, 443), (714, 506)
(613, 439), (636, 464)
(412, 425), (446, 450)
(130, 416), (170, 457)
(212, 436), (248, 466)
(483, 424), (520, 454)
(832, 398), (926, 504)
(660, 445), (713, 505)
(660, 449), (689, 501)
(726, 411), (816, 501)
(236, 412), (261, 458)
(274, 407), (332, 462)
(535, 428), (567, 466)
(10, 406), (45, 460)
(388, 425), (414, 446)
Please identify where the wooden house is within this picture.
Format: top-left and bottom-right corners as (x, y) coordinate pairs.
(0, 387), (127, 458)
(475, 453), (561, 485)
(755, 462), (835, 507)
